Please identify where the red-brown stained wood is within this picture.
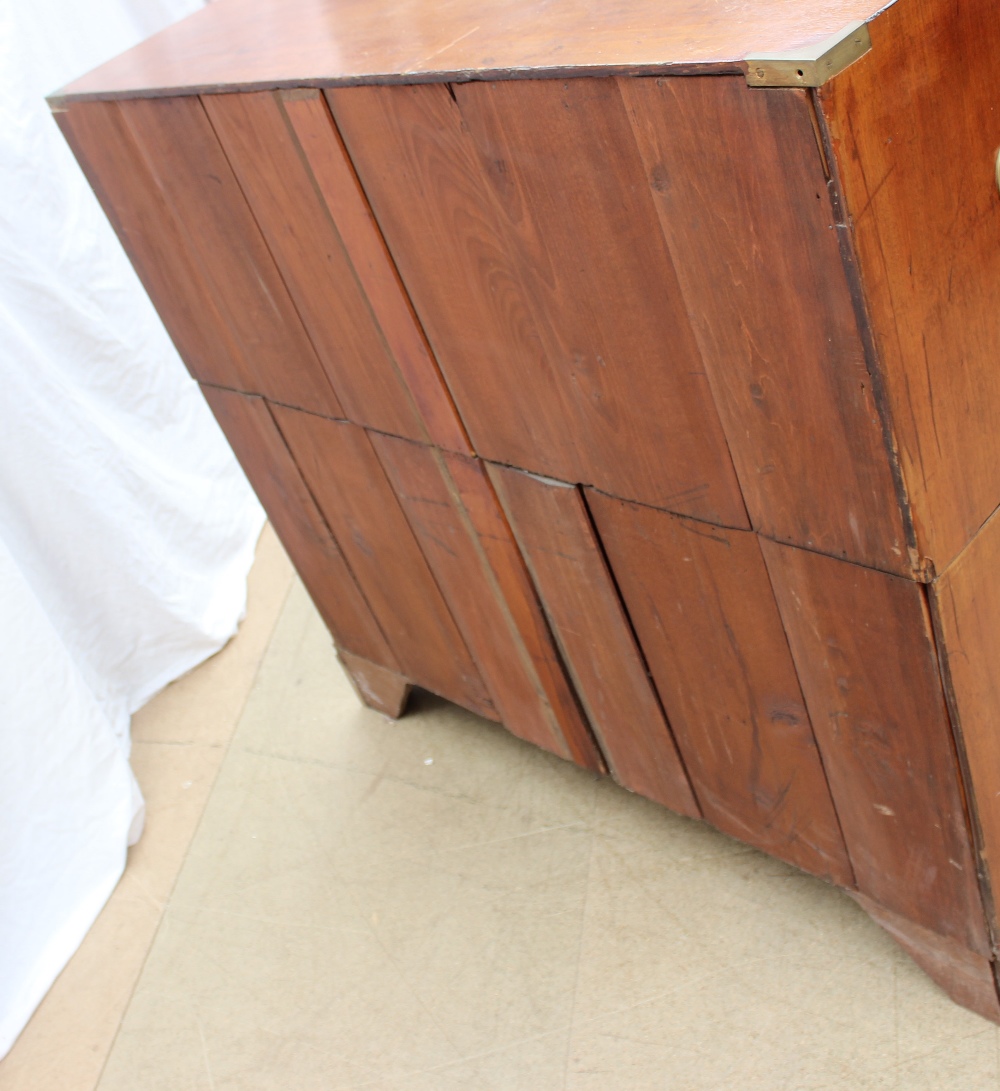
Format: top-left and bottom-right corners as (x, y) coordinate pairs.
(443, 452), (601, 771)
(269, 405), (495, 720)
(280, 89), (471, 454)
(338, 651), (412, 718)
(619, 75), (909, 575)
(56, 100), (258, 399)
(852, 892), (1000, 1023)
(587, 490), (852, 883)
(488, 464), (700, 819)
(931, 508), (1000, 943)
(202, 90), (465, 448)
(202, 89), (424, 440)
(330, 79), (747, 526)
(371, 435), (602, 769)
(762, 538), (989, 955)
(819, 0), (1000, 574)
(198, 386), (394, 668)
(54, 0), (885, 102)
(63, 96), (343, 417)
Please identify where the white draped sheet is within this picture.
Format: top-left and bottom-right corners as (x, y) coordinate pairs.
(0, 0), (265, 1055)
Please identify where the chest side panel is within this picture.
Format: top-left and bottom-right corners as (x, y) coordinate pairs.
(819, 0), (1000, 572)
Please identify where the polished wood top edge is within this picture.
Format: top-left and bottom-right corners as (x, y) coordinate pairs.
(50, 0), (896, 103)
(50, 62), (746, 106)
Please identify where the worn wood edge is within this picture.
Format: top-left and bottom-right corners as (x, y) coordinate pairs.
(921, 580), (998, 949)
(928, 526), (1000, 957)
(337, 650), (413, 717)
(48, 62), (747, 108)
(851, 890), (1000, 1023)
(807, 87), (924, 580)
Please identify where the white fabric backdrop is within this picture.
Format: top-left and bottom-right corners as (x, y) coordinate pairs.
(0, 0), (265, 1056)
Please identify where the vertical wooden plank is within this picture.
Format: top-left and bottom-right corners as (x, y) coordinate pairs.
(203, 90), (435, 444)
(762, 539), (988, 954)
(587, 491), (852, 883)
(371, 434), (602, 770)
(281, 89), (472, 454)
(269, 405), (495, 721)
(488, 464), (700, 819)
(819, 0), (1000, 573)
(113, 96), (344, 417)
(443, 453), (601, 772)
(329, 80), (746, 526)
(619, 75), (909, 576)
(198, 386), (395, 669)
(56, 100), (257, 398)
(931, 509), (1000, 944)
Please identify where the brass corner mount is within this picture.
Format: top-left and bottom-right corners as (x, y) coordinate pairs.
(744, 20), (872, 88)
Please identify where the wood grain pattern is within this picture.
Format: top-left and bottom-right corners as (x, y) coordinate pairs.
(443, 452), (602, 771)
(198, 386), (394, 667)
(488, 464), (700, 818)
(762, 539), (989, 954)
(371, 435), (602, 769)
(202, 89), (428, 440)
(61, 97), (343, 416)
(931, 508), (1000, 944)
(55, 100), (270, 400)
(269, 405), (495, 719)
(55, 0), (885, 102)
(281, 89), (471, 454)
(330, 79), (747, 526)
(587, 491), (852, 882)
(620, 75), (910, 575)
(819, 0), (1000, 573)
(337, 651), (412, 718)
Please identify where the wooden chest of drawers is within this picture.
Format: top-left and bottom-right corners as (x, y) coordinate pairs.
(52, 0), (1000, 1020)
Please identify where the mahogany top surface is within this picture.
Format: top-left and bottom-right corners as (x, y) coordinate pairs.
(54, 0), (891, 102)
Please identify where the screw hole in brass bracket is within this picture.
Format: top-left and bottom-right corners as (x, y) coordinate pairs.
(744, 20), (872, 88)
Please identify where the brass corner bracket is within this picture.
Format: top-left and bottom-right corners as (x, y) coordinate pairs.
(744, 20), (872, 88)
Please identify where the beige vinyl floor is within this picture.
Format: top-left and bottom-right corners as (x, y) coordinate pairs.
(3, 524), (1000, 1091)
